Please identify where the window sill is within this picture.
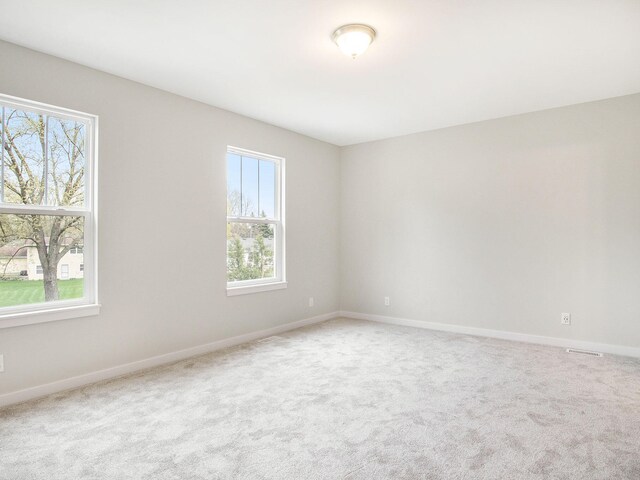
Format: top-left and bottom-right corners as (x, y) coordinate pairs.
(0, 304), (101, 329)
(227, 281), (288, 297)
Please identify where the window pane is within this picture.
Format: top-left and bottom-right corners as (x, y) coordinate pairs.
(227, 153), (241, 216)
(48, 116), (86, 207)
(0, 107), (3, 202)
(259, 160), (276, 219)
(0, 214), (84, 308)
(227, 222), (275, 282)
(3, 109), (46, 205)
(241, 156), (258, 217)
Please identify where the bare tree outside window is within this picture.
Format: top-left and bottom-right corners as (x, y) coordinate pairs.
(0, 103), (90, 309)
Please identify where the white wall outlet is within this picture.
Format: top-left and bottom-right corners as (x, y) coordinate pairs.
(308, 297), (314, 307)
(561, 313), (571, 325)
(384, 296), (390, 306)
(0, 354), (4, 373)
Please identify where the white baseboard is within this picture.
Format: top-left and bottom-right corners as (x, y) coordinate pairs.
(4, 309), (636, 408)
(0, 311), (338, 408)
(339, 310), (640, 358)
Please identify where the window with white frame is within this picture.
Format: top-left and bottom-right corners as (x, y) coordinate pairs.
(0, 94), (97, 322)
(226, 146), (285, 295)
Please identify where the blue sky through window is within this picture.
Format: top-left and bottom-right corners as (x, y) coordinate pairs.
(227, 152), (276, 218)
(241, 156), (258, 217)
(259, 160), (275, 218)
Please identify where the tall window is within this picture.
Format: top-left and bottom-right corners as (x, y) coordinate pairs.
(0, 94), (97, 321)
(226, 146), (285, 295)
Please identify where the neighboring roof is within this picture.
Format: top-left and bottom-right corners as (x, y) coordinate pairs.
(0, 241), (28, 258)
(0, 238), (82, 257)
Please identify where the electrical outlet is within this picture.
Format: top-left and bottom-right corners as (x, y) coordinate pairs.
(308, 297), (314, 307)
(0, 354), (4, 373)
(384, 296), (390, 306)
(561, 313), (571, 325)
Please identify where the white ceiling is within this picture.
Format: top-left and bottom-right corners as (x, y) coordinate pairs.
(1, 1), (639, 146)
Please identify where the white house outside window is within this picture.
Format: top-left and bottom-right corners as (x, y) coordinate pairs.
(0, 94), (98, 327)
(226, 146), (285, 296)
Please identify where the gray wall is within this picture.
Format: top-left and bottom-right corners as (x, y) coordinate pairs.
(0, 41), (341, 394)
(340, 94), (640, 347)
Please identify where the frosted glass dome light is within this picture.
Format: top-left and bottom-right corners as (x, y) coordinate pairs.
(332, 24), (376, 59)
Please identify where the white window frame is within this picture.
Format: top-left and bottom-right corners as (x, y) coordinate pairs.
(0, 93), (99, 328)
(226, 146), (286, 296)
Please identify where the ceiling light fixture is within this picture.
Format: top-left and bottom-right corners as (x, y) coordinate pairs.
(332, 24), (376, 59)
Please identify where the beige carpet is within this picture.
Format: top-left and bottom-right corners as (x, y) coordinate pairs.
(1, 318), (639, 479)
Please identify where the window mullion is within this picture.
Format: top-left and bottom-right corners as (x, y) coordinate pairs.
(276, 161), (282, 221)
(1, 106), (4, 203)
(0, 205), (90, 216)
(240, 155), (244, 216)
(43, 115), (49, 206)
(227, 217), (278, 225)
